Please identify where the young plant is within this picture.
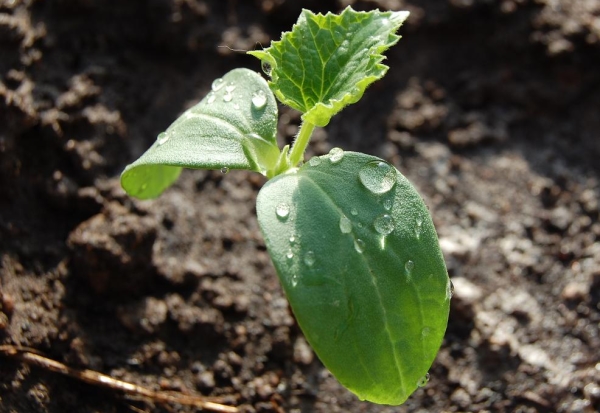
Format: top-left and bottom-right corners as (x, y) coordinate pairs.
(121, 7), (451, 406)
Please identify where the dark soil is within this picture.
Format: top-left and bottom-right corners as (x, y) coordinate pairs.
(1, 0), (599, 412)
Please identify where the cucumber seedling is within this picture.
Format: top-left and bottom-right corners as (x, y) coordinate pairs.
(121, 7), (451, 405)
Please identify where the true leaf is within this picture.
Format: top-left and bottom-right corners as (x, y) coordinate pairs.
(121, 68), (280, 199)
(256, 151), (450, 405)
(248, 7), (409, 127)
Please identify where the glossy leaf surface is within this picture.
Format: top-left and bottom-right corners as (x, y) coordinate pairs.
(257, 151), (450, 405)
(248, 7), (408, 127)
(121, 68), (279, 199)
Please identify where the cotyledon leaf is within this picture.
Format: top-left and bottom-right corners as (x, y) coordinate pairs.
(121, 68), (280, 199)
(256, 151), (451, 405)
(248, 7), (409, 127)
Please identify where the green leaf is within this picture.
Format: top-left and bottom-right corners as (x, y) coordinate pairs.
(248, 7), (409, 127)
(121, 68), (280, 199)
(256, 151), (450, 405)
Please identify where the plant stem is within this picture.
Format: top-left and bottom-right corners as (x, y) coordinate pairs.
(288, 121), (316, 167)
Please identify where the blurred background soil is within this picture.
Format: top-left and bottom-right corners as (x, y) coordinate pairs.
(1, 0), (599, 412)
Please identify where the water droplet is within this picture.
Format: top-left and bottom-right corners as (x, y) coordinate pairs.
(447, 280), (454, 300)
(211, 78), (225, 91)
(289, 233), (296, 244)
(290, 273), (298, 287)
(354, 239), (365, 253)
(415, 217), (423, 239)
(359, 160), (396, 195)
(233, 103), (240, 110)
(286, 250), (294, 260)
(382, 18), (390, 25)
(225, 83), (236, 93)
(304, 251), (315, 267)
(329, 147), (344, 164)
(207, 92), (216, 104)
(223, 92), (233, 102)
(339, 215), (352, 234)
(251, 90), (267, 109)
(157, 132), (169, 145)
(261, 61), (272, 76)
(405, 260), (414, 272)
(374, 214), (394, 235)
(309, 156), (322, 167)
(417, 373), (430, 387)
(276, 203), (290, 220)
(383, 198), (392, 211)
(220, 167), (229, 174)
(350, 208), (358, 216)
(421, 326), (431, 337)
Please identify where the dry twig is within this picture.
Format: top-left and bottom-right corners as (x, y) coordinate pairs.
(0, 345), (238, 413)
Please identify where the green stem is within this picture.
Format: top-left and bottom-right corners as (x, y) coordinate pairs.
(288, 121), (316, 167)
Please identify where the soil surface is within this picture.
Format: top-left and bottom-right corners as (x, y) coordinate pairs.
(1, 0), (599, 412)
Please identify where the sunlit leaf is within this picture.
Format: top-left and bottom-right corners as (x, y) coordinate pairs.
(257, 151), (450, 405)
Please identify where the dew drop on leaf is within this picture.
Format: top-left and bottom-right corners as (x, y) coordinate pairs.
(405, 260), (414, 273)
(157, 132), (169, 145)
(415, 216), (423, 239)
(220, 167), (229, 174)
(447, 280), (454, 300)
(251, 90), (267, 109)
(289, 233), (296, 244)
(339, 215), (352, 234)
(421, 326), (431, 337)
(261, 61), (272, 76)
(354, 239), (365, 253)
(225, 83), (236, 93)
(211, 78), (225, 91)
(383, 198), (392, 211)
(223, 92), (233, 102)
(207, 92), (216, 104)
(290, 273), (298, 287)
(276, 202), (290, 220)
(329, 147), (344, 164)
(359, 160), (396, 194)
(286, 249), (294, 260)
(417, 373), (430, 387)
(304, 251), (315, 267)
(374, 214), (394, 235)
(309, 156), (322, 166)
(350, 208), (358, 216)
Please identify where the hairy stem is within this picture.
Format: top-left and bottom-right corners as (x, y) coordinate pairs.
(288, 121), (316, 167)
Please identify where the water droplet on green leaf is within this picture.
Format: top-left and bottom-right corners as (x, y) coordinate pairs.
(261, 61), (272, 76)
(354, 239), (365, 253)
(304, 251), (315, 267)
(157, 132), (169, 145)
(350, 208), (358, 216)
(359, 160), (396, 195)
(220, 166), (229, 174)
(339, 215), (352, 234)
(276, 203), (290, 220)
(374, 214), (394, 235)
(447, 280), (454, 300)
(211, 78), (225, 91)
(329, 147), (344, 164)
(405, 260), (414, 272)
(223, 92), (233, 102)
(417, 373), (430, 387)
(207, 92), (216, 104)
(251, 90), (267, 109)
(286, 250), (294, 260)
(309, 156), (322, 166)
